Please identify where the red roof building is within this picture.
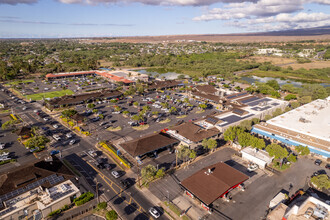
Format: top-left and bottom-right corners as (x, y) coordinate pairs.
(180, 162), (249, 207)
(46, 70), (132, 84)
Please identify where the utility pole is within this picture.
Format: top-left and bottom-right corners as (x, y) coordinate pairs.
(175, 147), (178, 168)
(94, 178), (99, 204)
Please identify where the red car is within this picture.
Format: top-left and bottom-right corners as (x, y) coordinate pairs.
(147, 101), (153, 104)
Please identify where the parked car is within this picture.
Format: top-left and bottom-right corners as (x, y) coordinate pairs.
(104, 163), (113, 170)
(88, 150), (97, 158)
(326, 164), (330, 170)
(314, 159), (322, 166)
(52, 124), (59, 129)
(66, 133), (72, 138)
(69, 139), (76, 145)
(247, 163), (259, 172)
(50, 150), (60, 156)
(111, 171), (120, 179)
(120, 179), (130, 188)
(53, 134), (61, 141)
(43, 117), (49, 121)
(0, 143), (5, 149)
(304, 207), (313, 219)
(149, 207), (160, 219)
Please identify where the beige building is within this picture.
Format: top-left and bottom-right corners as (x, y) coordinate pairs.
(0, 157), (80, 220)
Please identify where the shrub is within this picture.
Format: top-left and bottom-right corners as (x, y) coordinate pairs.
(287, 154), (297, 163)
(311, 174), (330, 190)
(295, 145), (310, 156)
(106, 210), (118, 220)
(97, 202), (107, 210)
(74, 192), (94, 206)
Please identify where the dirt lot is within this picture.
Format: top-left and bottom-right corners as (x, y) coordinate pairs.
(242, 56), (296, 65)
(281, 60), (330, 70)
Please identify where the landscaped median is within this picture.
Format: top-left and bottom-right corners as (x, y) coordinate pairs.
(98, 142), (131, 169)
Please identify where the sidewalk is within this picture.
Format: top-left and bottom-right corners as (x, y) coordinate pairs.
(172, 195), (206, 220)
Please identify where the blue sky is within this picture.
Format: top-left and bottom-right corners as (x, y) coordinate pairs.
(0, 0), (329, 38)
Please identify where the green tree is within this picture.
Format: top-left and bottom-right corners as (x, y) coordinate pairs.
(223, 126), (244, 142)
(169, 106), (177, 114)
(284, 94), (297, 101)
(202, 138), (217, 151)
(106, 210), (118, 220)
(131, 114), (143, 122)
(266, 80), (280, 90)
(155, 168), (165, 179)
(198, 103), (207, 110)
(266, 143), (288, 159)
(122, 110), (130, 115)
(290, 101), (300, 109)
(177, 145), (191, 162)
(295, 145), (310, 156)
(97, 202), (107, 210)
(298, 96), (312, 104)
(189, 150), (197, 160)
(142, 105), (151, 112)
(87, 103), (95, 109)
(61, 109), (77, 118)
(141, 165), (157, 184)
(311, 174), (330, 190)
(287, 154), (297, 163)
(24, 135), (49, 149)
(133, 101), (139, 107)
(239, 120), (253, 131)
(114, 106), (122, 112)
(237, 132), (252, 147)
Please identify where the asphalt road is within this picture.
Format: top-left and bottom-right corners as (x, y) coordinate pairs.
(65, 153), (169, 220)
(149, 147), (330, 220)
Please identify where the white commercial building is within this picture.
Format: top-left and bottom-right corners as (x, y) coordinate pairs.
(241, 147), (274, 169)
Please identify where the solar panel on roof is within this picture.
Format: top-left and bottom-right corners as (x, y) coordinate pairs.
(206, 117), (218, 124)
(233, 108), (245, 115)
(240, 96), (259, 104)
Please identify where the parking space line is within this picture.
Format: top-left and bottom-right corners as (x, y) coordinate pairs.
(86, 161), (148, 216)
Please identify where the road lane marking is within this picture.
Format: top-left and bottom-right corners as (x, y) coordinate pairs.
(86, 161), (149, 216)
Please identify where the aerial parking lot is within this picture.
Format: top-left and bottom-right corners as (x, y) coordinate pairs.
(74, 90), (216, 142)
(4, 76), (116, 101)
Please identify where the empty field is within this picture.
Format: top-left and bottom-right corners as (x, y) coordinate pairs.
(25, 89), (74, 101)
(242, 56), (296, 65)
(281, 60), (330, 70)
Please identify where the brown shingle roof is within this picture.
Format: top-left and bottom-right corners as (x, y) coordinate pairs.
(120, 133), (179, 157)
(0, 157), (74, 198)
(181, 162), (249, 205)
(192, 91), (220, 103)
(46, 90), (122, 106)
(169, 122), (220, 143)
(148, 80), (181, 90)
(196, 85), (217, 94)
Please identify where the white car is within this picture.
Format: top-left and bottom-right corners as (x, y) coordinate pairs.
(247, 163), (259, 172)
(0, 143), (5, 149)
(149, 207), (160, 219)
(66, 133), (72, 138)
(52, 124), (59, 128)
(111, 171), (120, 179)
(43, 118), (49, 121)
(53, 135), (61, 141)
(69, 139), (76, 145)
(22, 106), (27, 110)
(112, 111), (121, 114)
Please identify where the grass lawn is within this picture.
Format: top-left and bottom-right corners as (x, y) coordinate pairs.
(25, 89), (74, 101)
(176, 115), (187, 119)
(196, 109), (205, 114)
(107, 126), (122, 132)
(5, 79), (35, 86)
(132, 124), (149, 130)
(159, 118), (171, 124)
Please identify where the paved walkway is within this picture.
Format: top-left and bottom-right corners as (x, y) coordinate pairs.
(172, 195), (206, 220)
